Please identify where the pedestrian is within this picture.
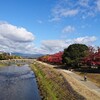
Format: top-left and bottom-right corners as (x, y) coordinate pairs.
(84, 75), (87, 81)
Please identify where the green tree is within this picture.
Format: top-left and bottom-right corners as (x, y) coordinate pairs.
(62, 44), (89, 68)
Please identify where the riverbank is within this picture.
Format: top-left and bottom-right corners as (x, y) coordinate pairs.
(35, 61), (100, 100)
(30, 61), (85, 100)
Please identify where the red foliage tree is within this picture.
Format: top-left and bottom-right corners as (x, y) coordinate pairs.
(82, 46), (100, 67)
(37, 52), (63, 65)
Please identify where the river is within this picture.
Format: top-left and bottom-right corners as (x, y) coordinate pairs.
(0, 64), (41, 100)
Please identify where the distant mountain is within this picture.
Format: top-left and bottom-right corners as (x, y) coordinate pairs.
(12, 53), (44, 58)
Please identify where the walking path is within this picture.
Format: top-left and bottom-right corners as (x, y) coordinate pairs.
(62, 69), (100, 92)
(60, 69), (100, 100)
(37, 61), (100, 100)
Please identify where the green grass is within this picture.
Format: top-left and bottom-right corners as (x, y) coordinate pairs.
(0, 63), (7, 67)
(31, 64), (57, 100)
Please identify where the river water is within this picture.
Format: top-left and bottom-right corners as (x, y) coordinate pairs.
(0, 64), (41, 100)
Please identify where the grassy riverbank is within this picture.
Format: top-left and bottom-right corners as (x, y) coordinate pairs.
(30, 61), (85, 100)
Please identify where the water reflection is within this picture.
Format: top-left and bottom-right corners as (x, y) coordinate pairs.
(0, 64), (41, 100)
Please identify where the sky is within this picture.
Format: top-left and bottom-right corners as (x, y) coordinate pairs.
(0, 0), (100, 54)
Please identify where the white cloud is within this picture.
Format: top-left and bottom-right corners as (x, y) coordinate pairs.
(96, 0), (100, 11)
(41, 40), (69, 54)
(40, 36), (97, 54)
(51, 5), (78, 21)
(50, 0), (100, 21)
(62, 26), (75, 33)
(0, 22), (34, 42)
(60, 9), (78, 17)
(0, 22), (97, 55)
(79, 0), (89, 7)
(74, 36), (97, 44)
(0, 22), (35, 54)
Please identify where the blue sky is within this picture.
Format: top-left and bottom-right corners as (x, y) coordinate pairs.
(0, 0), (100, 54)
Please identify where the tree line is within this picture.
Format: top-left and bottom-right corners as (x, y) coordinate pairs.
(0, 52), (22, 60)
(38, 44), (100, 69)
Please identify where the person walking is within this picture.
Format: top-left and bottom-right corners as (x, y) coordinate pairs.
(84, 75), (87, 81)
